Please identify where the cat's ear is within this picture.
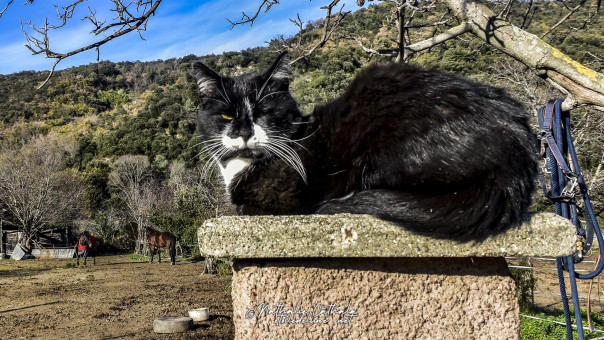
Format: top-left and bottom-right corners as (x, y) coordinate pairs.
(192, 61), (220, 97)
(264, 52), (291, 84)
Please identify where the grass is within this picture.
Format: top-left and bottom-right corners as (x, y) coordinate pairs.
(215, 259), (233, 276)
(521, 308), (604, 339)
(129, 253), (149, 262)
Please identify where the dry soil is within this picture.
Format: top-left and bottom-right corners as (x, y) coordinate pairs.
(0, 254), (234, 340)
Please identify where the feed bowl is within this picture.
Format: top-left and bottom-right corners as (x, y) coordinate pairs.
(188, 308), (209, 321)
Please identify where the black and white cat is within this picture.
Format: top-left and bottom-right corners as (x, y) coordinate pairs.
(192, 52), (538, 239)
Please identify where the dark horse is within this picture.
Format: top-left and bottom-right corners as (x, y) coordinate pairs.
(74, 232), (98, 266)
(146, 227), (176, 265)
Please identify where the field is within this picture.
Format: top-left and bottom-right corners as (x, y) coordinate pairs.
(3, 252), (604, 339)
(0, 254), (234, 340)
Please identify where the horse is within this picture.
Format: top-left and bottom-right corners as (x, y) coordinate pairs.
(146, 227), (176, 265)
(74, 232), (98, 266)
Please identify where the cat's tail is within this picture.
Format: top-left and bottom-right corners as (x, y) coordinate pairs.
(316, 171), (535, 240)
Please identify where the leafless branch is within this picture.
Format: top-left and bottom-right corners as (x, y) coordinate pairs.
(498, 0), (514, 21)
(540, 0), (586, 38)
(226, 0), (280, 28)
(20, 0), (163, 89)
(403, 23), (471, 60)
(520, 0), (534, 29)
(342, 35), (398, 57)
(289, 0), (350, 64)
(405, 18), (452, 29)
(49, 0), (85, 29)
(588, 52), (603, 62)
(444, 0), (604, 111)
(0, 0), (15, 19)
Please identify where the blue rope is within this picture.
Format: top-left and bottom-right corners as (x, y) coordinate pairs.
(557, 257), (574, 339)
(568, 256), (586, 339)
(539, 99), (604, 340)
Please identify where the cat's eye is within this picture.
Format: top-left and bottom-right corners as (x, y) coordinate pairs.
(221, 114), (233, 120)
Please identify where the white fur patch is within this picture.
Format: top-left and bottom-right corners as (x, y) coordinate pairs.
(222, 135), (246, 150)
(218, 157), (252, 188)
(248, 124), (268, 148)
(273, 69), (289, 81)
(244, 98), (253, 115)
(197, 78), (216, 95)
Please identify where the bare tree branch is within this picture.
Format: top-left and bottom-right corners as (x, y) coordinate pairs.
(0, 134), (84, 250)
(48, 0), (85, 29)
(498, 0), (514, 21)
(344, 19), (467, 61)
(226, 0), (280, 28)
(540, 0), (586, 38)
(342, 35), (398, 57)
(21, 0), (163, 89)
(519, 0), (534, 29)
(0, 0), (15, 19)
(290, 0), (350, 64)
(403, 23), (471, 60)
(444, 0), (604, 111)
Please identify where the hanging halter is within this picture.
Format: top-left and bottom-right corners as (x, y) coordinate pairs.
(538, 99), (604, 339)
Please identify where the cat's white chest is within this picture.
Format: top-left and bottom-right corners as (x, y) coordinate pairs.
(218, 157), (252, 188)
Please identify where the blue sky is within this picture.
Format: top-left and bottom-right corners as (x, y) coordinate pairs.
(0, 1), (339, 75)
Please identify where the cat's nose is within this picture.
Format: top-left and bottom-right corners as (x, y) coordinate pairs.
(240, 130), (254, 142)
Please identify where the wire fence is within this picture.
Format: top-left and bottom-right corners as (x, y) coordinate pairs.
(507, 252), (604, 335)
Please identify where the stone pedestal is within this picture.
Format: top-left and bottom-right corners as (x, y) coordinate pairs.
(198, 213), (576, 339)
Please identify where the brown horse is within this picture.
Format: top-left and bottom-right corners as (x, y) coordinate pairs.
(74, 232), (98, 266)
(146, 227), (176, 265)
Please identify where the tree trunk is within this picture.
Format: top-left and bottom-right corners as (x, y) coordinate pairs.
(443, 0), (604, 111)
(395, 4), (405, 63)
(136, 224), (148, 255)
(203, 257), (216, 274)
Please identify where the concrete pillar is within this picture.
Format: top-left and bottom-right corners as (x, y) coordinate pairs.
(199, 213), (577, 339)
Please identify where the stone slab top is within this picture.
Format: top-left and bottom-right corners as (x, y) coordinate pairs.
(197, 213), (577, 259)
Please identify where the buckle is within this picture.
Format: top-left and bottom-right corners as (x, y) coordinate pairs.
(561, 173), (578, 198)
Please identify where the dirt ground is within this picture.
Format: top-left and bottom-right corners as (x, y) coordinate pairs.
(0, 254), (234, 340)
(2, 252), (604, 340)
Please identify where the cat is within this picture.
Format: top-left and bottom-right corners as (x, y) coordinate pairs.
(192, 52), (538, 240)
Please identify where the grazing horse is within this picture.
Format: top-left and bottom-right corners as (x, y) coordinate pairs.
(74, 232), (98, 266)
(146, 227), (176, 265)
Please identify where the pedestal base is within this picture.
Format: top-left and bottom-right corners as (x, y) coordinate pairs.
(231, 257), (520, 339)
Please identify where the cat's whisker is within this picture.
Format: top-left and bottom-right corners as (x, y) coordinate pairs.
(194, 148), (221, 164)
(198, 137), (224, 145)
(199, 143), (224, 155)
(198, 140), (224, 152)
(291, 126), (319, 142)
(188, 137), (223, 152)
(203, 97), (229, 106)
(264, 127), (314, 149)
(219, 78), (232, 105)
(270, 135), (308, 152)
(256, 60), (287, 101)
(264, 143), (307, 183)
(257, 91), (290, 105)
(270, 140), (304, 162)
(188, 139), (218, 152)
(191, 148), (216, 164)
(201, 148), (229, 180)
(201, 158), (218, 181)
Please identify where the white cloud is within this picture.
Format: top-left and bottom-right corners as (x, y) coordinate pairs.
(0, 42), (49, 74)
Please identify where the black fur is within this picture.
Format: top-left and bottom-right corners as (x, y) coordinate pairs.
(193, 53), (538, 240)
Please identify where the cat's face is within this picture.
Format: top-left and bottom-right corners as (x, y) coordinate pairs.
(193, 52), (306, 183)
